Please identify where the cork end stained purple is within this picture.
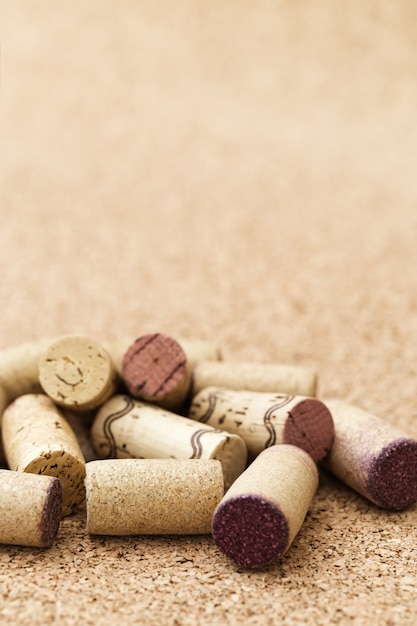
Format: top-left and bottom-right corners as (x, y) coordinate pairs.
(366, 438), (417, 510)
(40, 477), (63, 547)
(212, 493), (289, 569)
(283, 398), (335, 463)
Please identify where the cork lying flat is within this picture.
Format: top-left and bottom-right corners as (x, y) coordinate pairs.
(212, 445), (319, 569)
(85, 458), (224, 535)
(38, 334), (118, 412)
(0, 470), (62, 547)
(323, 399), (417, 510)
(90, 394), (247, 490)
(1, 393), (86, 516)
(189, 387), (334, 462)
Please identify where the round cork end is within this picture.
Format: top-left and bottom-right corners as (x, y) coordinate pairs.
(40, 477), (63, 547)
(121, 333), (188, 401)
(366, 438), (417, 510)
(212, 493), (289, 569)
(38, 335), (116, 411)
(283, 398), (334, 462)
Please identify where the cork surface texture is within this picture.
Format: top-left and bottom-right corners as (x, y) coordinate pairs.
(1, 1), (417, 624)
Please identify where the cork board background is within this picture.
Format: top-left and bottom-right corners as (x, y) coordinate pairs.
(1, 1), (417, 624)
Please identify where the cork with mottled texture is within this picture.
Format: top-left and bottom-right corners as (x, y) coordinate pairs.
(212, 445), (319, 568)
(191, 360), (318, 398)
(189, 387), (334, 462)
(86, 458), (224, 535)
(90, 394), (247, 490)
(323, 399), (417, 510)
(0, 470), (62, 547)
(38, 335), (118, 412)
(1, 394), (86, 515)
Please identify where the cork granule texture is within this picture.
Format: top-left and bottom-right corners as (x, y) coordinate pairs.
(1, 2), (417, 625)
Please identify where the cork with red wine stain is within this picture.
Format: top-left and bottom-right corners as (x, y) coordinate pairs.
(0, 469), (62, 547)
(189, 387), (334, 462)
(121, 333), (192, 411)
(211, 444), (319, 568)
(323, 399), (417, 510)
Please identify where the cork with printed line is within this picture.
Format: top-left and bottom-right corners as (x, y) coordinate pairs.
(189, 387), (334, 462)
(90, 394), (247, 490)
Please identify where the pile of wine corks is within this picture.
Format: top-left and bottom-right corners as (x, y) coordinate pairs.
(0, 332), (416, 569)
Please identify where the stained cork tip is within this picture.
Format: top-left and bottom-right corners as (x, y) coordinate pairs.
(284, 398), (334, 463)
(367, 438), (417, 510)
(40, 477), (63, 547)
(121, 333), (189, 406)
(211, 494), (289, 569)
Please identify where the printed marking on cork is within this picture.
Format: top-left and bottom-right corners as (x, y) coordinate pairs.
(189, 387), (334, 462)
(211, 445), (319, 569)
(90, 394), (247, 490)
(38, 335), (118, 412)
(323, 399), (417, 510)
(121, 333), (192, 411)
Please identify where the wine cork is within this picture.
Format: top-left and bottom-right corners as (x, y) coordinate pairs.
(38, 334), (118, 411)
(191, 360), (318, 398)
(103, 336), (222, 378)
(121, 333), (192, 411)
(189, 387), (334, 462)
(0, 469), (62, 547)
(0, 385), (8, 467)
(212, 444), (319, 569)
(0, 337), (54, 402)
(1, 393), (86, 515)
(85, 458), (224, 535)
(323, 399), (417, 510)
(90, 394), (247, 490)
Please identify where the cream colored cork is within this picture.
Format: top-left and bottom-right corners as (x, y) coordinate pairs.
(189, 387), (334, 462)
(38, 334), (118, 412)
(90, 394), (247, 490)
(85, 458), (225, 535)
(212, 444), (319, 568)
(1, 393), (86, 516)
(0, 469), (62, 547)
(323, 399), (417, 510)
(0, 337), (54, 402)
(120, 333), (192, 411)
(191, 360), (318, 398)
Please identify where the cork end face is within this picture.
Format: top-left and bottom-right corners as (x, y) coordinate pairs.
(367, 438), (417, 510)
(40, 477), (63, 547)
(283, 398), (334, 462)
(122, 333), (188, 401)
(212, 494), (289, 569)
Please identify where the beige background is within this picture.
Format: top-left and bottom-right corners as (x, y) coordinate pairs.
(1, 1), (417, 624)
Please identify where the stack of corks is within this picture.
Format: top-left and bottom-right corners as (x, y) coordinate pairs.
(0, 332), (416, 570)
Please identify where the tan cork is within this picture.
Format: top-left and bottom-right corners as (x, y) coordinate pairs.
(323, 399), (417, 510)
(189, 387), (334, 462)
(191, 360), (318, 398)
(1, 393), (86, 515)
(38, 334), (118, 411)
(85, 458), (224, 535)
(212, 444), (319, 568)
(90, 394), (247, 490)
(0, 337), (54, 402)
(0, 469), (62, 547)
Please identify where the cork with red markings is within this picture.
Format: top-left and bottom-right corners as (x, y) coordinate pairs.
(189, 387), (334, 462)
